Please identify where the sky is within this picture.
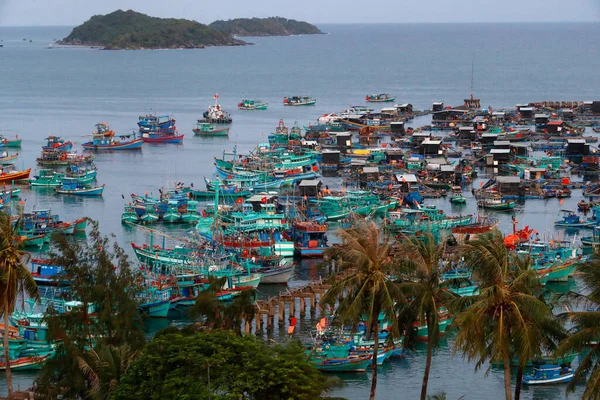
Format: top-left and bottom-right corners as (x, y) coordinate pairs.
(0, 0), (599, 26)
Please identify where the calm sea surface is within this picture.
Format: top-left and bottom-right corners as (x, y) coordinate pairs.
(0, 23), (599, 398)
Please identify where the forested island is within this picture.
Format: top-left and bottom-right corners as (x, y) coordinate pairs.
(58, 10), (246, 50)
(58, 11), (322, 50)
(210, 17), (323, 37)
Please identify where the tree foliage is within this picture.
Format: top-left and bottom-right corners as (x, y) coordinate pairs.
(61, 9), (246, 49)
(35, 220), (145, 399)
(113, 329), (341, 400)
(210, 17), (323, 37)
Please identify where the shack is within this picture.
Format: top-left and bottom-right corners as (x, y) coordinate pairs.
(412, 132), (432, 147)
(395, 173), (418, 192)
(523, 168), (547, 181)
(385, 149), (404, 164)
(489, 148), (511, 165)
(481, 133), (499, 145)
(457, 126), (477, 140)
(510, 143), (529, 157)
(534, 114), (549, 125)
(297, 179), (322, 197)
(432, 102), (444, 112)
(390, 121), (405, 134)
(566, 139), (589, 156)
(396, 103), (413, 114)
(495, 176), (523, 195)
(432, 109), (468, 122)
(545, 121), (565, 135)
(321, 150), (341, 167)
(336, 133), (352, 153)
(360, 166), (380, 183)
(560, 109), (575, 120)
(420, 139), (443, 156)
(519, 107), (535, 119)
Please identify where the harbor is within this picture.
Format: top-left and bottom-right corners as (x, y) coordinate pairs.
(0, 22), (600, 399)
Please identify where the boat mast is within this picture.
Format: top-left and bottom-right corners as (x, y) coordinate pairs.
(470, 59), (474, 101)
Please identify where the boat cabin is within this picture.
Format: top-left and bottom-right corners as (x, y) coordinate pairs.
(535, 114), (549, 125)
(432, 102), (444, 112)
(246, 194), (278, 211)
(420, 139), (443, 156)
(546, 120), (565, 134)
(390, 121), (405, 134)
(298, 179), (322, 197)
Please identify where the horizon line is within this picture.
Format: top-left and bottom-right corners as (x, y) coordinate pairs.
(1, 20), (599, 28)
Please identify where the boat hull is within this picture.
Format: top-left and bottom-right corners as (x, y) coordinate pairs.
(142, 134), (184, 144)
(54, 185), (104, 196)
(259, 265), (295, 284)
(140, 300), (170, 318)
(82, 139), (143, 151)
(0, 168), (31, 183)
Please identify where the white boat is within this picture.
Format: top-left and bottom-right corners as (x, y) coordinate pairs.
(259, 261), (295, 284)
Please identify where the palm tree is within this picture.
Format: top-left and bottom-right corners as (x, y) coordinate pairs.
(555, 250), (600, 400)
(321, 221), (400, 400)
(190, 277), (255, 333)
(78, 344), (140, 400)
(0, 212), (39, 399)
(395, 233), (459, 400)
(452, 230), (554, 400)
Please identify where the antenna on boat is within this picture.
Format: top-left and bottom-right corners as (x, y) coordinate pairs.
(470, 59), (474, 100)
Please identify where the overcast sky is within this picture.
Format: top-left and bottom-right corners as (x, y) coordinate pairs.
(1, 0), (599, 26)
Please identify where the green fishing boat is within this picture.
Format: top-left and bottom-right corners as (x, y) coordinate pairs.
(181, 212), (201, 224)
(193, 122), (230, 137)
(121, 206), (139, 224)
(1, 136), (22, 148)
(478, 197), (515, 211)
(29, 170), (64, 187)
(449, 186), (467, 204)
(163, 207), (181, 223)
(238, 99), (268, 110)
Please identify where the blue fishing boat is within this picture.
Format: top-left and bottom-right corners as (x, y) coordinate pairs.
(522, 363), (574, 385)
(82, 123), (143, 151)
(54, 180), (105, 196)
(292, 221), (329, 257)
(138, 287), (171, 318)
(554, 210), (594, 229)
(137, 115), (176, 133)
(29, 259), (68, 286)
(43, 136), (72, 151)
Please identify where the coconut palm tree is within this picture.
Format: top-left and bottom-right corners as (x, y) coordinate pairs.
(452, 230), (554, 400)
(0, 212), (39, 399)
(555, 251), (600, 400)
(321, 221), (400, 400)
(395, 233), (459, 400)
(78, 344), (140, 400)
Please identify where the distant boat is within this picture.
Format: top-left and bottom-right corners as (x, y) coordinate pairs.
(82, 122), (143, 151)
(366, 93), (395, 103)
(283, 96), (316, 106)
(522, 364), (574, 385)
(238, 99), (268, 110)
(192, 122), (229, 137)
(54, 181), (105, 196)
(198, 94), (232, 124)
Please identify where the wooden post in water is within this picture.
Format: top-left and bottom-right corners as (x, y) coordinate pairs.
(299, 296), (306, 316)
(278, 300), (285, 324)
(244, 319), (251, 335)
(289, 298), (295, 318)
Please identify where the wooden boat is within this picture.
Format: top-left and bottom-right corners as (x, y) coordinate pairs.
(1, 136), (22, 148)
(82, 122), (143, 151)
(193, 122), (230, 137)
(522, 364), (574, 385)
(283, 96), (316, 106)
(554, 210), (594, 229)
(292, 221), (328, 258)
(0, 152), (18, 165)
(449, 186), (467, 204)
(43, 136), (72, 151)
(238, 99), (268, 110)
(29, 170), (64, 187)
(366, 93), (395, 103)
(312, 355), (371, 373)
(0, 353), (52, 371)
(140, 131), (184, 144)
(54, 182), (105, 196)
(478, 196), (515, 211)
(0, 168), (30, 183)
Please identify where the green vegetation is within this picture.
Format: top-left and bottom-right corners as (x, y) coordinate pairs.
(210, 17), (323, 36)
(113, 329), (341, 400)
(35, 221), (145, 398)
(60, 9), (246, 50)
(0, 212), (39, 399)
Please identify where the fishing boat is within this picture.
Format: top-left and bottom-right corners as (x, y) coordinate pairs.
(29, 259), (68, 286)
(0, 353), (53, 371)
(292, 221), (329, 257)
(238, 99), (268, 110)
(449, 186), (467, 204)
(137, 115), (176, 133)
(82, 123), (143, 151)
(1, 135), (22, 148)
(0, 167), (31, 183)
(554, 210), (594, 229)
(43, 136), (72, 151)
(198, 94), (232, 124)
(522, 364), (574, 385)
(312, 355), (371, 373)
(54, 181), (105, 196)
(139, 288), (171, 318)
(283, 96), (316, 106)
(29, 169), (64, 187)
(192, 122), (230, 137)
(578, 200), (593, 213)
(139, 131), (184, 144)
(365, 93), (396, 103)
(477, 195), (515, 211)
(0, 152), (18, 165)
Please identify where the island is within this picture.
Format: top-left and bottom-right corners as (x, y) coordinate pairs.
(209, 17), (323, 37)
(58, 10), (246, 50)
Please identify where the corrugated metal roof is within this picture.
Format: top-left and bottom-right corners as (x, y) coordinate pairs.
(496, 176), (521, 183)
(396, 173), (418, 183)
